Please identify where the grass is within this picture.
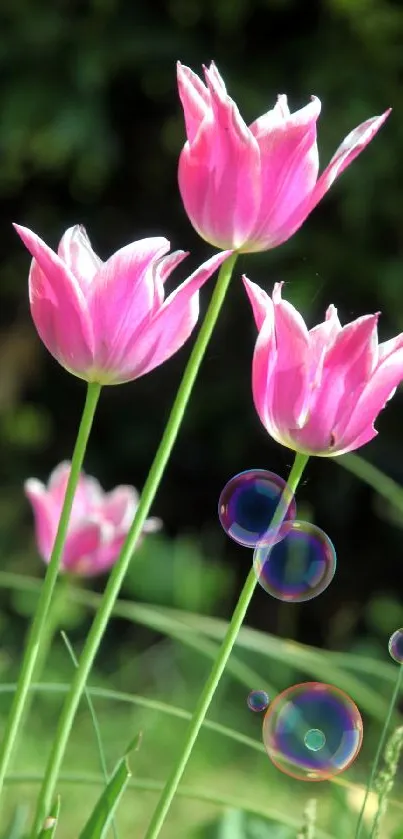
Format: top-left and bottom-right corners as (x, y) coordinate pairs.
(0, 588), (402, 837)
(2, 451), (403, 836)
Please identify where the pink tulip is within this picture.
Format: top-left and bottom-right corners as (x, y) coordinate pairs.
(244, 278), (403, 456)
(177, 62), (390, 252)
(25, 462), (161, 575)
(14, 224), (231, 384)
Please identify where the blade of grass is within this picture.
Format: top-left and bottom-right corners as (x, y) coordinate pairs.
(338, 454), (403, 510)
(1, 681), (402, 815)
(3, 772), (335, 839)
(0, 572), (275, 699)
(38, 796), (60, 837)
(154, 609), (393, 723)
(0, 680), (263, 755)
(78, 757), (131, 839)
(354, 664), (403, 839)
(0, 572), (392, 722)
(61, 632), (118, 839)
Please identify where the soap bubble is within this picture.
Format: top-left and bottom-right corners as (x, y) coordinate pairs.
(247, 690), (270, 713)
(262, 681), (363, 781)
(218, 469), (296, 548)
(254, 520), (336, 602)
(388, 628), (403, 664)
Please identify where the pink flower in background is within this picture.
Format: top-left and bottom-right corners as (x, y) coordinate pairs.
(177, 61), (390, 252)
(14, 224), (231, 384)
(25, 462), (161, 575)
(244, 278), (403, 456)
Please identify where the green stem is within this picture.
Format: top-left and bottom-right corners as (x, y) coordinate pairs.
(143, 451), (309, 839)
(31, 253), (238, 834)
(354, 663), (403, 839)
(0, 381), (101, 803)
(11, 582), (68, 770)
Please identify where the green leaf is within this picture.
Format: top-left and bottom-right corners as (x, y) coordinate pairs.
(78, 756), (131, 839)
(195, 809), (296, 839)
(61, 631), (118, 839)
(38, 796), (60, 837)
(124, 731), (143, 754)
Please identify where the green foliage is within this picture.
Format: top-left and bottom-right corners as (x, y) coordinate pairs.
(297, 799), (317, 839)
(0, 804), (29, 839)
(38, 796), (60, 838)
(78, 755), (131, 839)
(123, 534), (232, 613)
(371, 726), (403, 838)
(195, 809), (295, 839)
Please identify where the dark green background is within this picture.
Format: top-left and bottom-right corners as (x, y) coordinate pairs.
(1, 0), (403, 654)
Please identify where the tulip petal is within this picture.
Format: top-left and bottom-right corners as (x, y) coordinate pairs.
(89, 237), (170, 375)
(62, 520), (111, 573)
(118, 250), (232, 382)
(319, 313), (379, 410)
(14, 224), (95, 374)
(178, 68), (261, 249)
(24, 479), (57, 561)
(249, 94), (291, 137)
(251, 305), (277, 433)
(257, 109), (391, 250)
(309, 305), (341, 348)
(204, 62), (227, 95)
(378, 331), (403, 362)
(103, 485), (139, 529)
(291, 314), (379, 452)
(48, 461), (71, 492)
(142, 516), (162, 533)
(58, 226), (102, 291)
(153, 250), (188, 307)
(91, 534), (128, 575)
(48, 464), (103, 536)
(307, 305), (342, 383)
(177, 62), (211, 144)
(335, 347), (403, 451)
(271, 283), (311, 429)
(243, 276), (278, 431)
(310, 110), (391, 208)
(332, 424), (378, 456)
(243, 275), (272, 330)
(250, 98), (321, 248)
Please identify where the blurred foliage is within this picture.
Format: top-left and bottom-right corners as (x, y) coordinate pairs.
(1, 0), (403, 834)
(1, 0), (403, 645)
(196, 809), (296, 838)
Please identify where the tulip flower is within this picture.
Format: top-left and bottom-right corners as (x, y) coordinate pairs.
(177, 62), (390, 252)
(14, 224), (231, 384)
(244, 278), (403, 456)
(25, 462), (161, 575)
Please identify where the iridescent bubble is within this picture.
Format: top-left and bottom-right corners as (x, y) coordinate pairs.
(218, 469), (297, 548)
(304, 728), (326, 751)
(262, 682), (363, 781)
(247, 690), (270, 713)
(388, 629), (403, 664)
(253, 520), (336, 602)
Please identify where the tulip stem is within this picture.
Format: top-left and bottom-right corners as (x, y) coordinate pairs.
(30, 252), (238, 834)
(7, 582), (69, 772)
(0, 381), (101, 805)
(142, 451), (309, 839)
